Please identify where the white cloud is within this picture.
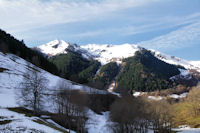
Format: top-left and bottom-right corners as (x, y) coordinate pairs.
(0, 0), (158, 33)
(138, 21), (200, 50)
(1, 0), (200, 51)
(68, 12), (200, 39)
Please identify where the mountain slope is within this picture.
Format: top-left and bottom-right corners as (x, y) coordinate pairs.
(115, 50), (180, 92)
(0, 29), (58, 75)
(81, 43), (142, 64)
(0, 51), (111, 133)
(49, 51), (101, 83)
(37, 40), (200, 73)
(151, 50), (200, 72)
(37, 39), (92, 59)
(37, 40), (200, 92)
(0, 52), (106, 107)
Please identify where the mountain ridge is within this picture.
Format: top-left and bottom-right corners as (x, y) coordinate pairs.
(36, 39), (200, 72)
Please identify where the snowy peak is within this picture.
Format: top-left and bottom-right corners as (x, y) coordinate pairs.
(37, 40), (94, 59)
(37, 40), (200, 72)
(81, 43), (143, 64)
(151, 50), (200, 72)
(37, 40), (80, 56)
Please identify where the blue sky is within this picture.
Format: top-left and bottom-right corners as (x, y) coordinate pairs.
(0, 0), (200, 60)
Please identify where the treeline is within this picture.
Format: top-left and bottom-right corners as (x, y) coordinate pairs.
(109, 95), (173, 133)
(49, 51), (122, 90)
(49, 51), (101, 83)
(109, 84), (200, 133)
(94, 62), (119, 87)
(0, 29), (58, 75)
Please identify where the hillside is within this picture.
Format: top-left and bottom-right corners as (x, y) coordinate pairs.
(36, 40), (200, 72)
(37, 40), (200, 92)
(0, 29), (58, 75)
(116, 50), (180, 92)
(0, 51), (108, 133)
(49, 51), (101, 83)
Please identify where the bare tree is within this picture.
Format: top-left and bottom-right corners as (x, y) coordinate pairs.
(148, 100), (174, 133)
(109, 96), (149, 133)
(185, 84), (200, 117)
(17, 69), (48, 114)
(53, 82), (88, 133)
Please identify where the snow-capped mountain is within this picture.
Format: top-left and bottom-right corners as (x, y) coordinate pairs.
(151, 50), (200, 72)
(37, 40), (77, 56)
(37, 39), (92, 59)
(36, 40), (143, 64)
(37, 40), (200, 72)
(81, 43), (143, 64)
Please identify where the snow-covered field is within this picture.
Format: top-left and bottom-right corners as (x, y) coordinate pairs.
(0, 52), (108, 133)
(0, 52), (106, 107)
(86, 111), (111, 133)
(173, 125), (200, 133)
(0, 108), (74, 133)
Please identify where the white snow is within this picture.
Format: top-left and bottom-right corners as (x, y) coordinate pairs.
(37, 39), (70, 56)
(37, 40), (93, 59)
(173, 125), (200, 133)
(148, 96), (163, 101)
(81, 43), (141, 64)
(0, 52), (111, 133)
(46, 119), (76, 133)
(133, 92), (142, 97)
(169, 92), (188, 99)
(0, 52), (106, 109)
(0, 108), (71, 133)
(86, 110), (112, 133)
(107, 81), (115, 93)
(151, 50), (200, 72)
(179, 69), (190, 76)
(190, 61), (200, 69)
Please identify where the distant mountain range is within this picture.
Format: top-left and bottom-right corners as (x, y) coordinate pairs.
(36, 40), (200, 72)
(35, 40), (200, 92)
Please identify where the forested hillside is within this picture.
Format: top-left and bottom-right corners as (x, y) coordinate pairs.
(94, 62), (119, 87)
(116, 50), (180, 92)
(0, 29), (58, 75)
(49, 51), (101, 83)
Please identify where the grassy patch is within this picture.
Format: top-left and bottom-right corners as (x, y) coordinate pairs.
(8, 107), (39, 117)
(0, 120), (12, 125)
(33, 119), (69, 133)
(0, 67), (9, 72)
(27, 65), (40, 72)
(8, 107), (53, 118)
(172, 102), (200, 128)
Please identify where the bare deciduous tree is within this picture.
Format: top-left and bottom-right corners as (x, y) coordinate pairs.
(148, 100), (174, 133)
(109, 96), (149, 133)
(17, 69), (48, 114)
(186, 84), (200, 117)
(53, 81), (88, 133)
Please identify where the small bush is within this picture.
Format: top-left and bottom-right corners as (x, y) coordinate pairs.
(0, 67), (8, 72)
(0, 120), (12, 125)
